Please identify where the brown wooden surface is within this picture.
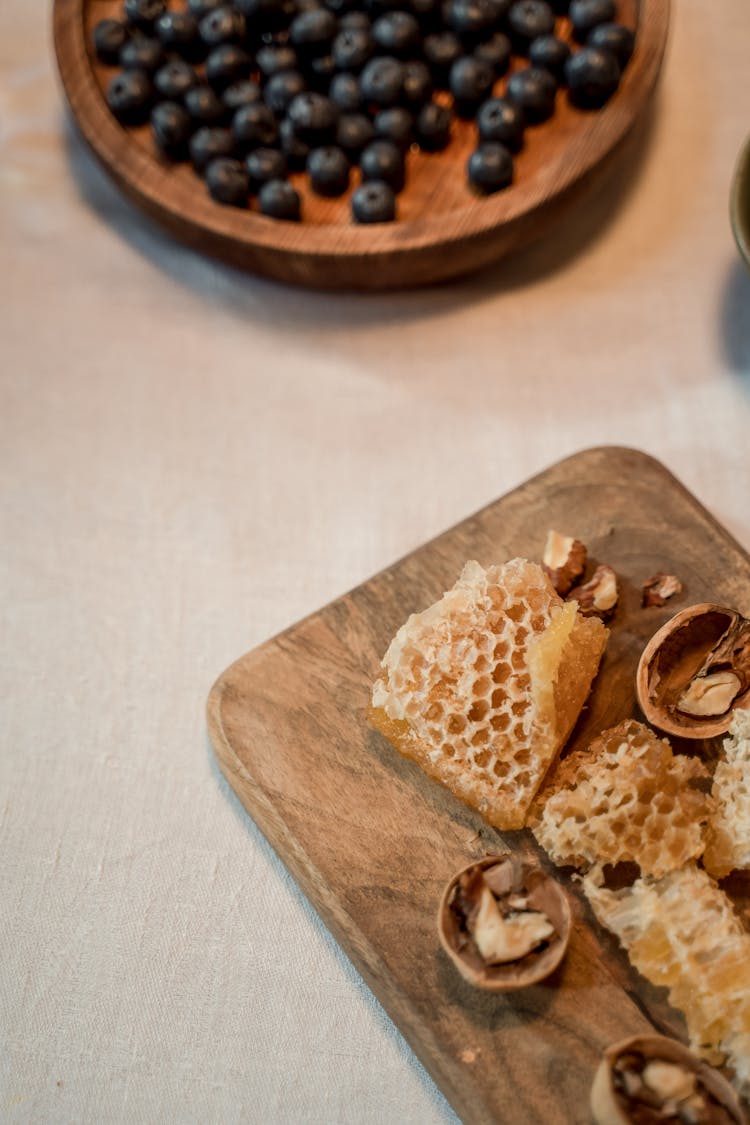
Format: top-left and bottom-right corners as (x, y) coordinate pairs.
(207, 447), (750, 1125)
(53, 0), (669, 289)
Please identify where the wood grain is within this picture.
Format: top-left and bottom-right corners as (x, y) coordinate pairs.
(207, 448), (750, 1125)
(53, 0), (669, 289)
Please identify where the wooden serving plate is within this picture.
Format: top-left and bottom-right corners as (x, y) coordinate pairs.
(207, 447), (750, 1124)
(54, 0), (669, 289)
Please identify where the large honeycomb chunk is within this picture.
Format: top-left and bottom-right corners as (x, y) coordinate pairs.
(370, 559), (608, 830)
(532, 720), (712, 878)
(704, 708), (750, 879)
(583, 865), (750, 1096)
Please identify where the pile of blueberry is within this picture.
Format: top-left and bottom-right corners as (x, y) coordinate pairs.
(95, 0), (635, 222)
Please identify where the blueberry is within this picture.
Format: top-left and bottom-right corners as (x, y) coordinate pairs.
(106, 68), (153, 125)
(259, 178), (302, 219)
(565, 45), (620, 107)
(289, 8), (339, 56)
(151, 100), (193, 159)
(473, 32), (511, 76)
(264, 69), (308, 114)
(154, 59), (198, 100)
(351, 179), (396, 221)
(257, 45), (299, 79)
(123, 0), (166, 32)
(187, 0), (224, 15)
(232, 102), (279, 149)
(329, 71), (363, 111)
(422, 31), (462, 87)
(528, 34), (571, 79)
(205, 157), (250, 205)
(467, 140), (513, 192)
(335, 111), (375, 158)
(339, 10), (372, 29)
(206, 45), (254, 89)
(507, 1), (555, 51)
(185, 84), (227, 125)
(287, 91), (340, 143)
(446, 0), (497, 46)
(222, 78), (263, 111)
(154, 11), (203, 59)
(307, 145), (351, 195)
(372, 11), (420, 56)
(199, 6), (246, 47)
(373, 106), (413, 149)
(448, 55), (494, 117)
(568, 0), (616, 41)
(93, 19), (130, 65)
(332, 27), (375, 71)
(359, 138), (405, 191)
(245, 146), (288, 190)
(415, 100), (451, 149)
(401, 60), (433, 105)
(189, 125), (235, 170)
(506, 65), (557, 122)
(279, 116), (311, 168)
(359, 55), (404, 106)
(587, 22), (635, 68)
(476, 96), (524, 150)
(119, 35), (165, 74)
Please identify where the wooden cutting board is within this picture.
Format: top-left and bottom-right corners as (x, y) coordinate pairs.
(207, 447), (750, 1124)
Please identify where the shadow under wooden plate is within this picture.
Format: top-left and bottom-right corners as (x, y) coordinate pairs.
(207, 447), (750, 1125)
(54, 0), (669, 289)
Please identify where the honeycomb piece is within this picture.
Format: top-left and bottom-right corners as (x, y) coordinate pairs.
(370, 559), (608, 830)
(532, 720), (712, 878)
(704, 708), (750, 879)
(584, 865), (750, 1096)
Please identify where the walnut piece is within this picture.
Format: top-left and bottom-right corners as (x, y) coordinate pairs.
(677, 670), (742, 717)
(471, 885), (555, 964)
(641, 1060), (696, 1103)
(642, 573), (683, 608)
(568, 565), (619, 620)
(542, 530), (587, 596)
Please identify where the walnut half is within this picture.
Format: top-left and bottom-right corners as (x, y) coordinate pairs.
(568, 564), (619, 620)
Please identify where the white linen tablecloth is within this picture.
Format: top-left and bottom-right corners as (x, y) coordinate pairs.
(2, 0), (750, 1120)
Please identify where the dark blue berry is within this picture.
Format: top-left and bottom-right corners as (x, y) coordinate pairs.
(106, 68), (153, 125)
(151, 100), (193, 159)
(569, 0), (616, 41)
(245, 146), (288, 190)
(287, 91), (340, 143)
(422, 31), (462, 87)
(119, 35), (165, 74)
(587, 22), (635, 68)
(189, 125), (235, 170)
(155, 11), (203, 59)
(123, 0), (166, 32)
(339, 10), (372, 29)
(476, 96), (524, 150)
(93, 19), (130, 65)
(359, 138), (405, 191)
(507, 1), (555, 51)
(307, 145), (351, 194)
(188, 0), (224, 15)
(467, 141), (513, 192)
(359, 55), (405, 106)
(205, 157), (250, 205)
(258, 178), (301, 219)
(185, 83), (227, 125)
(332, 27), (375, 71)
(565, 45), (620, 106)
(329, 71), (363, 111)
(335, 111), (375, 158)
(232, 102), (279, 149)
(279, 116), (311, 168)
(506, 64), (557, 122)
(154, 59), (198, 100)
(222, 79), (263, 111)
(372, 11), (420, 56)
(528, 34), (571, 80)
(264, 69), (308, 114)
(373, 106), (413, 149)
(446, 0), (497, 46)
(351, 179), (396, 221)
(257, 45), (299, 79)
(289, 9), (339, 56)
(401, 60), (433, 105)
(449, 55), (494, 117)
(199, 5), (246, 47)
(473, 32), (511, 76)
(206, 45), (253, 89)
(415, 100), (451, 149)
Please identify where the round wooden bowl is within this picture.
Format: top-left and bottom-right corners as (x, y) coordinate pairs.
(54, 0), (669, 289)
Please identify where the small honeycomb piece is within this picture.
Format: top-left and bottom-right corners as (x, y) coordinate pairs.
(704, 708), (750, 878)
(584, 865), (750, 1097)
(370, 559), (608, 830)
(532, 720), (712, 878)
